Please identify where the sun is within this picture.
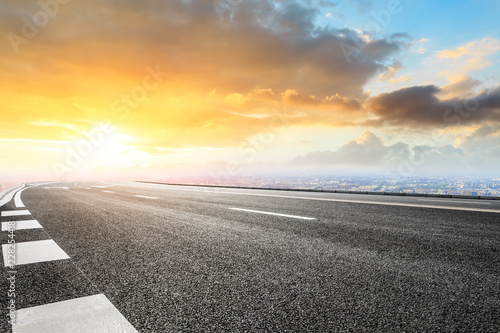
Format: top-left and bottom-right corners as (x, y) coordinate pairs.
(85, 128), (142, 170)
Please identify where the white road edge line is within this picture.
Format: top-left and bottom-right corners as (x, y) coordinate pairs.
(13, 294), (138, 333)
(134, 195), (159, 199)
(156, 186), (500, 214)
(14, 187), (27, 208)
(0, 184), (25, 208)
(418, 198), (491, 205)
(229, 207), (316, 220)
(102, 190), (115, 193)
(1, 210), (31, 217)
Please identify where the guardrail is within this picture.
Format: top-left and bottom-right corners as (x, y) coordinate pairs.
(135, 181), (500, 200)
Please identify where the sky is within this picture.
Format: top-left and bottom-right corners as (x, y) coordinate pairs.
(1, 0), (500, 186)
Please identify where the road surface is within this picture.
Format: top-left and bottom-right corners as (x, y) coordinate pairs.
(1, 181), (499, 332)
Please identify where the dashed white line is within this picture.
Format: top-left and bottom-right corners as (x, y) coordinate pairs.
(418, 198), (491, 205)
(1, 210), (31, 217)
(158, 186), (500, 214)
(43, 187), (69, 189)
(13, 294), (138, 333)
(1, 220), (42, 231)
(2, 239), (70, 266)
(134, 195), (159, 199)
(229, 207), (316, 220)
(92, 185), (109, 188)
(102, 190), (115, 193)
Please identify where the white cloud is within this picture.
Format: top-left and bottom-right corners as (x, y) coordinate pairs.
(288, 130), (500, 174)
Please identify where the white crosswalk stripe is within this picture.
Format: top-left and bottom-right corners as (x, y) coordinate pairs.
(12, 294), (138, 333)
(1, 220), (42, 231)
(1, 210), (31, 217)
(1, 187), (138, 332)
(2, 239), (70, 266)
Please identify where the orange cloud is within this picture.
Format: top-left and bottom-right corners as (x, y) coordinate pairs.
(9, 0), (496, 179)
(0, 0), (403, 154)
(282, 89), (362, 111)
(437, 37), (500, 59)
(435, 37), (500, 81)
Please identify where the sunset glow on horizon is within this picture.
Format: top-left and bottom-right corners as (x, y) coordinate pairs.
(1, 0), (500, 186)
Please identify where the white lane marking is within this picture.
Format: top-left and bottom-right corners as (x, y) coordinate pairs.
(157, 186), (500, 214)
(0, 184), (25, 207)
(92, 185), (110, 188)
(43, 186), (69, 189)
(14, 188), (27, 208)
(418, 198), (491, 205)
(230, 207), (316, 220)
(1, 210), (31, 217)
(13, 294), (138, 333)
(85, 187), (91, 190)
(1, 220), (42, 231)
(2, 239), (70, 266)
(133, 195), (159, 199)
(102, 190), (115, 193)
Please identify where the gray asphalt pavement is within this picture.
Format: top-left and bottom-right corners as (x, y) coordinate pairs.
(1, 181), (499, 332)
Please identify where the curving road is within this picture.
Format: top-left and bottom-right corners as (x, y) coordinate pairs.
(1, 181), (499, 332)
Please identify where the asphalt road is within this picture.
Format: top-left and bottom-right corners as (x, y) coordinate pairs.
(1, 181), (499, 332)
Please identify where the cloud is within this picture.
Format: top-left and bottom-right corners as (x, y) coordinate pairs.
(291, 130), (409, 168)
(282, 89), (362, 111)
(455, 124), (500, 153)
(435, 37), (500, 81)
(377, 61), (402, 81)
(365, 85), (500, 128)
(437, 75), (482, 99)
(436, 37), (500, 59)
(376, 61), (411, 83)
(0, 0), (403, 100)
(285, 130), (500, 174)
(0, 0), (406, 149)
